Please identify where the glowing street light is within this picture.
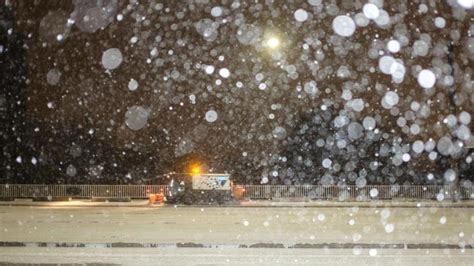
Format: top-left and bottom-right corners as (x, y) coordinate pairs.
(265, 37), (280, 49)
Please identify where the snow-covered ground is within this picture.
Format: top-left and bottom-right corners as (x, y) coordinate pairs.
(1, 205), (471, 244)
(1, 247), (473, 266)
(0, 205), (472, 264)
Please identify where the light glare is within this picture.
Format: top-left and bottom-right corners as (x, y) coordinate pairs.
(266, 37), (280, 48)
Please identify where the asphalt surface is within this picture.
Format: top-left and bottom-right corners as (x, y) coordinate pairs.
(0, 205), (472, 265)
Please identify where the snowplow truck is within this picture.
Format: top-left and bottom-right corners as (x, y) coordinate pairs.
(166, 173), (234, 205)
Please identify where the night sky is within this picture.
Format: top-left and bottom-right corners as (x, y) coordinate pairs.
(1, 0), (473, 186)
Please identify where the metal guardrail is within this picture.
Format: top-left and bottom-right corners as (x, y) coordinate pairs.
(0, 184), (168, 199)
(0, 184), (472, 201)
(233, 185), (473, 201)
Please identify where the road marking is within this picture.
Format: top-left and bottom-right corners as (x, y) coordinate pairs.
(0, 242), (471, 249)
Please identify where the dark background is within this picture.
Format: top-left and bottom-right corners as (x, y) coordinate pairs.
(1, 0), (473, 185)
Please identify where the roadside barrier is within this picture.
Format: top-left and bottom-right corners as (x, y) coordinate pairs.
(232, 184), (473, 201)
(0, 184), (471, 201)
(0, 184), (168, 199)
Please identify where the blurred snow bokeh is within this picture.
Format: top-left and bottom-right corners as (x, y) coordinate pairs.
(0, 0), (473, 187)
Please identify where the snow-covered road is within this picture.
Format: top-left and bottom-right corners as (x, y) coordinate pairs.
(1, 247), (473, 266)
(0, 205), (472, 265)
(1, 205), (472, 244)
